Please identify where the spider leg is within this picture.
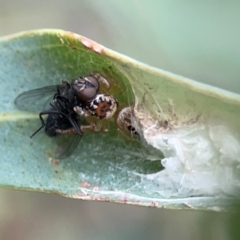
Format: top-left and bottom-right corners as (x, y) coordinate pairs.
(55, 127), (77, 135)
(90, 71), (110, 89)
(55, 123), (97, 135)
(74, 106), (89, 117)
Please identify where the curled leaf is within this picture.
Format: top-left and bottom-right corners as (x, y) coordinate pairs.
(1, 29), (240, 211)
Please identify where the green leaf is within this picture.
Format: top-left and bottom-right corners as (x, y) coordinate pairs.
(1, 29), (240, 211)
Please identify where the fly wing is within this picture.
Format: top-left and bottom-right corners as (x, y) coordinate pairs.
(14, 85), (64, 112)
(53, 133), (83, 159)
(52, 115), (86, 159)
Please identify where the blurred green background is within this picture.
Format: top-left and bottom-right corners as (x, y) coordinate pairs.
(1, 0), (240, 239)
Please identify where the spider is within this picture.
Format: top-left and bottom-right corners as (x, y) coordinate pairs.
(74, 72), (141, 138)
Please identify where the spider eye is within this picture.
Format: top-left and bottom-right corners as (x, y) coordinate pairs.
(78, 87), (97, 102)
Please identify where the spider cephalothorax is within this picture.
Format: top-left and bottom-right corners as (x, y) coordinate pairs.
(87, 94), (118, 119)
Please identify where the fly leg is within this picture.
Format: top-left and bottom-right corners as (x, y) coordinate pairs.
(53, 95), (69, 110)
(30, 111), (51, 138)
(49, 104), (83, 135)
(31, 109), (83, 138)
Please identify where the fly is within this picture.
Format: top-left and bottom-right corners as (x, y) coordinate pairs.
(14, 72), (118, 159)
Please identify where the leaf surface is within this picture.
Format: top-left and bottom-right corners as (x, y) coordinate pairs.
(1, 29), (240, 211)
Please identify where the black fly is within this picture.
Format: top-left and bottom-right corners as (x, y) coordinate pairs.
(29, 80), (83, 138)
(14, 74), (97, 159)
